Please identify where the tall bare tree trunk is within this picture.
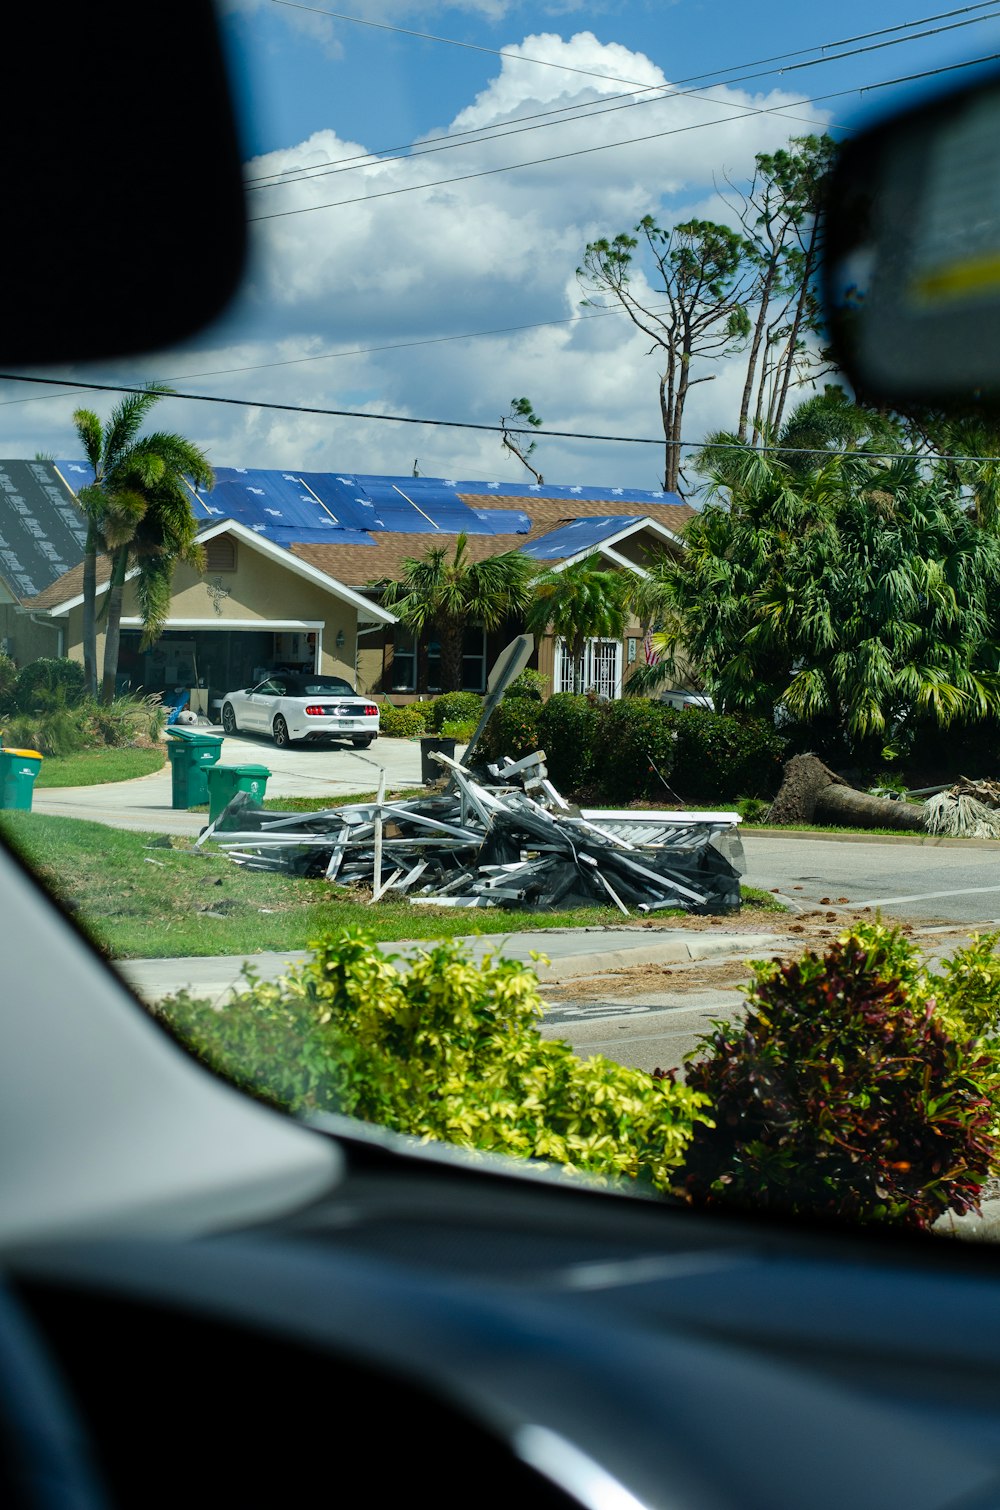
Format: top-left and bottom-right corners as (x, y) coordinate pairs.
(738, 262), (777, 444)
(771, 222), (821, 437)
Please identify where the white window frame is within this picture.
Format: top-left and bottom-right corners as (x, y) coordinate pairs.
(554, 637), (623, 699)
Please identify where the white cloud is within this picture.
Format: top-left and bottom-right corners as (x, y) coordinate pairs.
(0, 31), (831, 494)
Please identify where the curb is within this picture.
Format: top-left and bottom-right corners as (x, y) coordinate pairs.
(535, 932), (785, 982)
(935, 1195), (1000, 1241)
(120, 931), (788, 1003)
(746, 828), (1000, 850)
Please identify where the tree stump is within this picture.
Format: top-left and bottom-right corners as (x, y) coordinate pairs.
(767, 754), (927, 832)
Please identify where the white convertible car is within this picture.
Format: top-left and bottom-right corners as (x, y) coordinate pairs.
(221, 673), (380, 748)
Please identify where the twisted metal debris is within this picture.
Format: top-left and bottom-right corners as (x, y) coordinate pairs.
(200, 749), (745, 916)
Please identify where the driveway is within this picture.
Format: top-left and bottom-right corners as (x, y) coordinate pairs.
(32, 734), (428, 835)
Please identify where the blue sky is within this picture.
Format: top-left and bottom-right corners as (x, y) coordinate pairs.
(5, 0), (1000, 490)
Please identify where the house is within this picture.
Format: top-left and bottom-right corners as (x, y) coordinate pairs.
(4, 462), (695, 708)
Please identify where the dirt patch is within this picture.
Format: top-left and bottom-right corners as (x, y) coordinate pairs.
(542, 910), (975, 1001)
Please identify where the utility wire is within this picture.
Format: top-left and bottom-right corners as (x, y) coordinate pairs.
(247, 51), (1000, 223)
(271, 0), (1000, 91)
(2, 372), (999, 465)
(4, 53), (999, 401)
(0, 303), (679, 404)
(248, 5), (1000, 193)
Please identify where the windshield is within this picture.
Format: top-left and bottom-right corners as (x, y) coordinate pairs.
(3, 0), (1000, 1238)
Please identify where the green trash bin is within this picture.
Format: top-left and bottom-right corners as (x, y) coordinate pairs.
(0, 747), (43, 810)
(205, 763), (271, 823)
(165, 726), (224, 809)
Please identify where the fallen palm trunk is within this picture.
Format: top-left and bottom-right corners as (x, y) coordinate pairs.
(768, 754), (928, 832)
(205, 750), (745, 914)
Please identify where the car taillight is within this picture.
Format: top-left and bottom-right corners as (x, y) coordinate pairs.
(365, 704), (379, 716)
(305, 704), (325, 716)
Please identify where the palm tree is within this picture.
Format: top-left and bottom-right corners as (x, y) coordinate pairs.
(646, 438), (1000, 759)
(526, 554), (631, 695)
(374, 533), (536, 693)
(73, 389), (213, 702)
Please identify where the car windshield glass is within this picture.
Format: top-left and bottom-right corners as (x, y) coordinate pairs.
(295, 680), (355, 696)
(3, 1), (1000, 1241)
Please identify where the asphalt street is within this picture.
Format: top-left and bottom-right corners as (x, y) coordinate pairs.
(743, 832), (1000, 925)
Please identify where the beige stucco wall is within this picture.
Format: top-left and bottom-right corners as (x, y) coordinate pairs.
(0, 605), (64, 667)
(56, 545), (367, 685)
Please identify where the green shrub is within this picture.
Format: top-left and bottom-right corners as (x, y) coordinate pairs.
(670, 708), (786, 803)
(86, 694), (166, 747)
(477, 697), (541, 765)
(735, 796), (771, 824)
(0, 653), (17, 713)
(505, 668), (546, 701)
(427, 691), (483, 731)
(536, 694), (600, 794)
(14, 657), (86, 712)
(440, 718), (478, 741)
(1, 693), (165, 756)
(588, 699), (680, 803)
(679, 924), (1000, 1230)
(1, 708), (86, 757)
(378, 701), (431, 737)
(159, 930), (711, 1190)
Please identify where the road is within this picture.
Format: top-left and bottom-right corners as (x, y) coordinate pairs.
(743, 832), (1000, 926)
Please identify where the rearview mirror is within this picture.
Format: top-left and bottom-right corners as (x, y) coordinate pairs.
(1, 5), (246, 365)
(824, 70), (1000, 407)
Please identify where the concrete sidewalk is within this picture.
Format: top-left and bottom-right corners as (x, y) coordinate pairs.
(119, 925), (786, 1005)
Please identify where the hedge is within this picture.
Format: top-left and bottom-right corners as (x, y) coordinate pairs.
(536, 694), (600, 793)
(476, 694), (785, 803)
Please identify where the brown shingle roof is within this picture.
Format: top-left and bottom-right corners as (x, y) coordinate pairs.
(25, 494), (696, 612)
(292, 494), (695, 587)
(25, 559), (108, 611)
(462, 494), (693, 543)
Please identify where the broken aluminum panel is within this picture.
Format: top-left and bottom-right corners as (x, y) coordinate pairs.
(206, 746), (744, 914)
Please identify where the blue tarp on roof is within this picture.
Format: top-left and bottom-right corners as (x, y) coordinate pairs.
(520, 516), (646, 561)
(53, 464), (680, 552)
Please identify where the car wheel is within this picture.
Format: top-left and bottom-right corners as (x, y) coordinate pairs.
(221, 702), (237, 735)
(352, 735), (375, 748)
(272, 714), (292, 748)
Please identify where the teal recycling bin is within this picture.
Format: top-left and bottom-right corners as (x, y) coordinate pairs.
(165, 726), (224, 808)
(206, 763), (271, 823)
(0, 746), (43, 810)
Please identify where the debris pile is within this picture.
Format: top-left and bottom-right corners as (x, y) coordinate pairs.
(200, 750), (744, 915)
(925, 777), (1000, 839)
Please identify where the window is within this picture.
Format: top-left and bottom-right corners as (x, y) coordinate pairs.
(426, 627), (486, 692)
(555, 638), (622, 698)
(390, 629), (416, 691)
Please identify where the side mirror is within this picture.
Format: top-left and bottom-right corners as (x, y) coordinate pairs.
(824, 69), (1000, 407)
(0, 4), (246, 365)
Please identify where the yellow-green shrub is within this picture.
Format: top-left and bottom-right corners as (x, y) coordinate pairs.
(158, 929), (710, 1191)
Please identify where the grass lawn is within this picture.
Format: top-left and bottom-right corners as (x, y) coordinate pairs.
(33, 746), (166, 788)
(0, 811), (784, 959)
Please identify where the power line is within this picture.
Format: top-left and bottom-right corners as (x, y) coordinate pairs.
(2, 372), (999, 465)
(0, 303), (680, 405)
(271, 0), (1000, 92)
(248, 5), (1000, 194)
(247, 52), (1000, 223)
(5, 51), (999, 402)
